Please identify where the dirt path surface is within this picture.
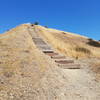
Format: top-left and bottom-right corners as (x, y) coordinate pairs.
(27, 24), (100, 100)
(32, 66), (100, 100)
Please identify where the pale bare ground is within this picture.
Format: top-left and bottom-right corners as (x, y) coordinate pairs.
(0, 24), (99, 100)
(79, 58), (100, 81)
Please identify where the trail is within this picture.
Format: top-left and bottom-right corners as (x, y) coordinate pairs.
(26, 24), (100, 100)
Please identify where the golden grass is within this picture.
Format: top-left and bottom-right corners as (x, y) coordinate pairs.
(0, 24), (54, 91)
(0, 24), (99, 99)
(35, 25), (100, 58)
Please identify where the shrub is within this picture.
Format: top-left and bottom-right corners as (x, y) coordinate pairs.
(34, 22), (39, 25)
(6, 29), (10, 31)
(62, 32), (66, 34)
(75, 47), (91, 54)
(87, 39), (100, 47)
(88, 38), (93, 41)
(31, 24), (34, 26)
(44, 26), (48, 28)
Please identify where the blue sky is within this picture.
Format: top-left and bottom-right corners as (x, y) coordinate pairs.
(0, 0), (100, 40)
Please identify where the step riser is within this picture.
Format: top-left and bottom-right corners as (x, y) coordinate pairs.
(45, 53), (59, 56)
(55, 60), (74, 64)
(43, 51), (54, 53)
(51, 56), (66, 59)
(58, 64), (80, 69)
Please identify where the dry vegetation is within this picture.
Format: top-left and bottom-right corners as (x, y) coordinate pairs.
(35, 25), (100, 58)
(0, 24), (53, 99)
(0, 24), (99, 100)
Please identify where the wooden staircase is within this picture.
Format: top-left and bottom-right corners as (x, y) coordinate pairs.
(29, 25), (81, 69)
(44, 52), (80, 69)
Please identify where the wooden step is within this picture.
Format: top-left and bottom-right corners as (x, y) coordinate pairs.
(32, 38), (47, 45)
(45, 52), (59, 56)
(51, 56), (66, 59)
(58, 64), (81, 69)
(32, 37), (42, 40)
(43, 50), (54, 53)
(37, 45), (52, 50)
(55, 60), (74, 64)
(33, 40), (47, 45)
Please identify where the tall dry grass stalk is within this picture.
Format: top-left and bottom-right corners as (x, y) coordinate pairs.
(35, 25), (100, 58)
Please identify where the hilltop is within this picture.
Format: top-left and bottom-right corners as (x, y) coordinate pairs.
(33, 25), (100, 58)
(0, 24), (100, 100)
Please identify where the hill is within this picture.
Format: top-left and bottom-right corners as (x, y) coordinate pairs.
(0, 24), (99, 100)
(33, 25), (100, 58)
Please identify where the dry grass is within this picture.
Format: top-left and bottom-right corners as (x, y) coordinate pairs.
(74, 46), (91, 58)
(0, 24), (51, 91)
(35, 25), (100, 58)
(0, 24), (100, 99)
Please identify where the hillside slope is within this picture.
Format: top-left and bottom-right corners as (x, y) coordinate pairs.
(0, 24), (99, 100)
(34, 25), (100, 58)
(0, 24), (53, 99)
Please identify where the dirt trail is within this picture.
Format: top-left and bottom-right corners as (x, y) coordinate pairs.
(26, 24), (100, 100)
(33, 66), (100, 100)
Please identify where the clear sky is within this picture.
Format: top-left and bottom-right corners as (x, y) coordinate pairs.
(0, 0), (100, 40)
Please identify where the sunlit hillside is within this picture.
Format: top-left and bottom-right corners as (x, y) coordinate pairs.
(34, 25), (100, 58)
(0, 24), (99, 100)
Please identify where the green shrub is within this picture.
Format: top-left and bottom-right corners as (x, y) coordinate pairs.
(87, 39), (100, 47)
(44, 26), (48, 28)
(34, 22), (39, 25)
